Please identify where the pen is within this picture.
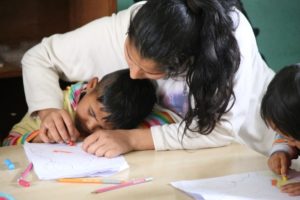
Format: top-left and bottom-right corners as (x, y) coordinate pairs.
(57, 178), (123, 184)
(18, 162), (33, 187)
(4, 159), (15, 170)
(91, 177), (153, 194)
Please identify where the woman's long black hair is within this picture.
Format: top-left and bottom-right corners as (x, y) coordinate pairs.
(128, 0), (241, 136)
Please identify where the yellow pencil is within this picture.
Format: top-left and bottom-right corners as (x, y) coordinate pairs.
(282, 175), (288, 182)
(57, 178), (123, 184)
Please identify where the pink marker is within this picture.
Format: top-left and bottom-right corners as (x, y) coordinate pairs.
(18, 162), (33, 187)
(91, 177), (153, 194)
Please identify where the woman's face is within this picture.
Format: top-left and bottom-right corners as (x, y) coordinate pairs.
(124, 38), (166, 80)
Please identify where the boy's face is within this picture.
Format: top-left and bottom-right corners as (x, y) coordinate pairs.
(75, 79), (113, 136)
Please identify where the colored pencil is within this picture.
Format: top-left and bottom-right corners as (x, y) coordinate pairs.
(18, 162), (33, 187)
(92, 177), (153, 194)
(57, 178), (123, 184)
(19, 162), (33, 180)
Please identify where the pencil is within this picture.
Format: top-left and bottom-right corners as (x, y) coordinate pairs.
(57, 178), (123, 184)
(91, 177), (153, 194)
(281, 175), (288, 182)
(19, 162), (33, 180)
(18, 162), (33, 187)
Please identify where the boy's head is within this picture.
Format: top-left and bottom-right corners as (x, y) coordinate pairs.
(261, 64), (300, 148)
(75, 69), (157, 136)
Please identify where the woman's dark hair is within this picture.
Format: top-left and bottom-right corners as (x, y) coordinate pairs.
(128, 0), (240, 136)
(96, 69), (157, 129)
(261, 64), (300, 140)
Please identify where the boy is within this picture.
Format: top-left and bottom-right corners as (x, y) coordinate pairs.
(3, 69), (159, 145)
(261, 64), (300, 196)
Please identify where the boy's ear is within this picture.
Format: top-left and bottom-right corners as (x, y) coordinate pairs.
(86, 77), (99, 90)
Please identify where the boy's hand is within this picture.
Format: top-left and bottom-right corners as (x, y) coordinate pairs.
(281, 182), (300, 196)
(82, 129), (154, 158)
(37, 108), (80, 143)
(268, 151), (291, 176)
(82, 129), (134, 158)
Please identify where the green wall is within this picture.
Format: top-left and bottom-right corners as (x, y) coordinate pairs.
(242, 0), (300, 71)
(117, 0), (300, 71)
(117, 0), (134, 11)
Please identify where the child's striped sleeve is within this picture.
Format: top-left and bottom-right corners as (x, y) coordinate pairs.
(2, 130), (39, 146)
(269, 133), (298, 159)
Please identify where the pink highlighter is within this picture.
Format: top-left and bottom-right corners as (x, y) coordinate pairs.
(18, 162), (33, 187)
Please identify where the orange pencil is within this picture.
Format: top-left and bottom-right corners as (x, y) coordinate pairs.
(57, 178), (123, 184)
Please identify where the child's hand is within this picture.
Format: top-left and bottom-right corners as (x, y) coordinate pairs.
(82, 129), (154, 158)
(37, 108), (80, 143)
(281, 182), (300, 196)
(82, 129), (134, 158)
(268, 151), (291, 176)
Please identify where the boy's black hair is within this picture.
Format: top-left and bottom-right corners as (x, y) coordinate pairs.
(261, 64), (300, 140)
(96, 69), (157, 129)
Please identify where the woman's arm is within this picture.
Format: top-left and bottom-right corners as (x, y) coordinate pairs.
(21, 5), (135, 143)
(22, 4), (134, 115)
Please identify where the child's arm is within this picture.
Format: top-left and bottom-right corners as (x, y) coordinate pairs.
(38, 108), (80, 143)
(82, 106), (178, 158)
(2, 130), (40, 146)
(268, 134), (298, 176)
(2, 113), (41, 146)
(268, 151), (291, 176)
(281, 182), (300, 196)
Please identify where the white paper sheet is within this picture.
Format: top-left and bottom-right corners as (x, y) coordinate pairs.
(24, 142), (129, 180)
(171, 171), (300, 200)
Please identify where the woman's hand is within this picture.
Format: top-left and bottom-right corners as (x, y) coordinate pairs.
(36, 108), (80, 143)
(268, 151), (291, 176)
(82, 129), (154, 158)
(281, 182), (300, 196)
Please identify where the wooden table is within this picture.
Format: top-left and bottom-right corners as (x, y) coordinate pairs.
(0, 143), (269, 200)
(0, 63), (22, 79)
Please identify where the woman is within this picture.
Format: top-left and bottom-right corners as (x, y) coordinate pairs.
(22, 0), (275, 157)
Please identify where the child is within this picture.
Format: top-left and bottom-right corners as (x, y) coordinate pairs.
(3, 69), (161, 145)
(261, 64), (300, 196)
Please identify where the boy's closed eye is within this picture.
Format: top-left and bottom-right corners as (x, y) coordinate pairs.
(88, 107), (105, 130)
(88, 107), (96, 119)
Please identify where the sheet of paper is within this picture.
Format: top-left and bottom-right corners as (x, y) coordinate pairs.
(24, 142), (129, 180)
(171, 171), (300, 200)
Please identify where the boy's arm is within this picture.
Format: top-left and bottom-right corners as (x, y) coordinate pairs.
(3, 130), (40, 146)
(2, 113), (41, 146)
(139, 105), (178, 128)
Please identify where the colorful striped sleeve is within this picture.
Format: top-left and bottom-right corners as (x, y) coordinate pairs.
(2, 130), (39, 146)
(269, 133), (298, 158)
(139, 110), (176, 129)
